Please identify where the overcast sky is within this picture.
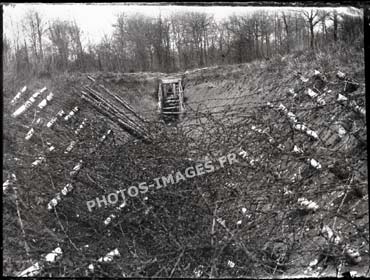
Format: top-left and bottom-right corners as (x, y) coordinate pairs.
(3, 3), (359, 46)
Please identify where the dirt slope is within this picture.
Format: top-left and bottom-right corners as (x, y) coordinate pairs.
(3, 47), (368, 277)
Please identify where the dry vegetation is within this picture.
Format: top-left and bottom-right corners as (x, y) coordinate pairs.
(3, 43), (368, 277)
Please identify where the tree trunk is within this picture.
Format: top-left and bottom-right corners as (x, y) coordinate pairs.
(310, 20), (315, 49)
(266, 32), (270, 57)
(255, 21), (259, 59)
(333, 11), (338, 41)
(282, 13), (290, 53)
(37, 26), (43, 60)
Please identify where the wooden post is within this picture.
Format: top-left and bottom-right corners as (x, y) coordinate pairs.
(158, 83), (163, 115)
(178, 81), (185, 121)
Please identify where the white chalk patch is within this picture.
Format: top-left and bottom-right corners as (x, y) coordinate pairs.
(98, 248), (120, 263)
(298, 197), (319, 211)
(293, 145), (304, 154)
(300, 76), (309, 83)
(17, 262), (41, 277)
(337, 94), (348, 102)
(227, 260), (235, 268)
(306, 130), (319, 140)
(307, 88), (318, 98)
(309, 158), (322, 169)
(45, 247), (62, 263)
(337, 71), (346, 79)
(25, 128), (35, 140)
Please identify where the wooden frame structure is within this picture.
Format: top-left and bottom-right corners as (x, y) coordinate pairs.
(157, 77), (185, 121)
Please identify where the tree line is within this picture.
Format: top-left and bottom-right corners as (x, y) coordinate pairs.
(3, 7), (364, 76)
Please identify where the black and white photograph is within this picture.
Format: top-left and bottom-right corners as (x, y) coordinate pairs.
(2, 2), (369, 278)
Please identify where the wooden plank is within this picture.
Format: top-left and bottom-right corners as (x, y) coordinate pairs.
(84, 86), (146, 132)
(160, 78), (181, 84)
(80, 91), (151, 143)
(162, 112), (182, 115)
(163, 106), (180, 110)
(98, 84), (145, 122)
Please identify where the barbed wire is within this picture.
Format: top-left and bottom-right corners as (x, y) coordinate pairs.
(2, 65), (368, 278)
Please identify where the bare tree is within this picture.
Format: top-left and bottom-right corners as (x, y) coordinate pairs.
(48, 20), (71, 70)
(23, 10), (39, 61)
(318, 10), (330, 47)
(35, 11), (45, 59)
(340, 8), (363, 44)
(3, 35), (11, 70)
(331, 10), (339, 41)
(67, 21), (85, 70)
(3, 7), (364, 76)
(302, 9), (321, 49)
(282, 12), (291, 53)
(112, 13), (129, 71)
